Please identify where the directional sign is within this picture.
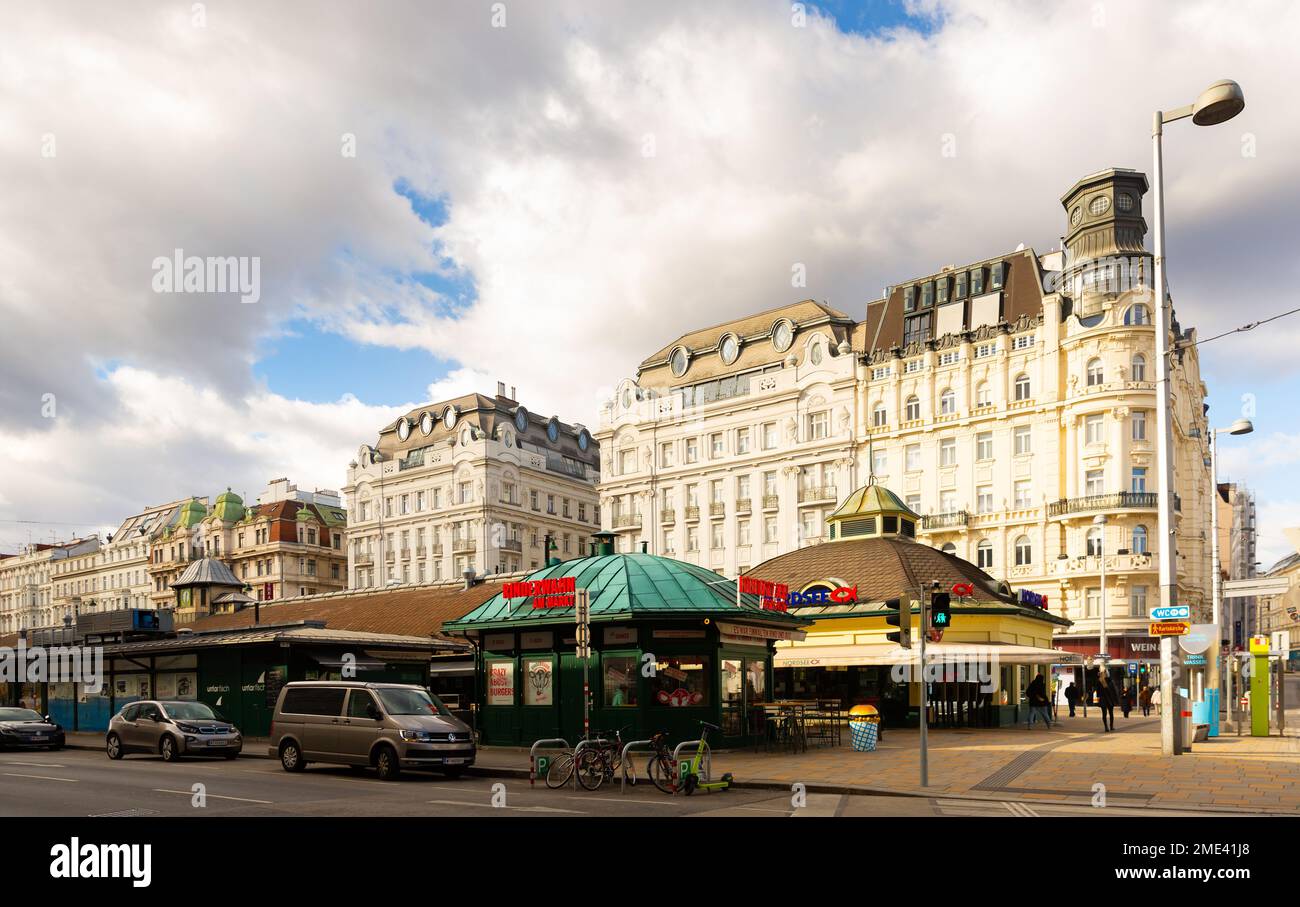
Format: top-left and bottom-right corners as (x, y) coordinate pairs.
(1151, 605), (1190, 621)
(1149, 620), (1190, 637)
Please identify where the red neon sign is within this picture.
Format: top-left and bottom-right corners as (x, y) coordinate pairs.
(504, 576), (578, 610)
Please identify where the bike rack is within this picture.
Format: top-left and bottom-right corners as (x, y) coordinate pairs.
(617, 739), (659, 795)
(672, 739), (711, 783)
(570, 737), (610, 791)
(528, 737), (570, 788)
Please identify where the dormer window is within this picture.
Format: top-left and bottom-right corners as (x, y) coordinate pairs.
(936, 277), (949, 304)
(955, 272), (967, 298)
(971, 267), (985, 295)
(990, 262), (1006, 290)
(903, 286), (916, 312)
(921, 282), (934, 307)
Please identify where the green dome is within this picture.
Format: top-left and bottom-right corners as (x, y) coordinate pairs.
(213, 488), (245, 523)
(445, 553), (807, 631)
(178, 498), (208, 527)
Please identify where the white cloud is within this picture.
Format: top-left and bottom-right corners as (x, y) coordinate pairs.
(3, 0), (1300, 550)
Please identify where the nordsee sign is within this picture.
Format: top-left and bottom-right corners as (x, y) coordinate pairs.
(1151, 605), (1190, 621)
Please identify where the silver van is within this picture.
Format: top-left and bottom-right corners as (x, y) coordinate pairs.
(268, 681), (475, 781)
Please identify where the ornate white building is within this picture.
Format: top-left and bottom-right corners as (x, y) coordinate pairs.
(596, 168), (1215, 657)
(0, 537), (100, 633)
(343, 385), (601, 587)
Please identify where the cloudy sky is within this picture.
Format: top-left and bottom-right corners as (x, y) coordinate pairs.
(1, 0), (1298, 565)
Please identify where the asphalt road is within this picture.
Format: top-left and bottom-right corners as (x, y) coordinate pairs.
(0, 747), (1207, 817)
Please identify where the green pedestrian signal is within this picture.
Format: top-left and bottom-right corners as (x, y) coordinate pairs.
(930, 592), (951, 629)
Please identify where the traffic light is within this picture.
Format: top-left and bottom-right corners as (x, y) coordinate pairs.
(930, 591), (951, 629)
(884, 597), (911, 649)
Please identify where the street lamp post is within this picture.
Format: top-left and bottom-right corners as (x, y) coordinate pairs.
(1151, 78), (1245, 756)
(1211, 419), (1253, 733)
(1095, 513), (1109, 666)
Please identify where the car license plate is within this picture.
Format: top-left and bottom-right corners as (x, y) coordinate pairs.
(444, 757), (465, 764)
(207, 740), (226, 747)
(33, 735), (47, 741)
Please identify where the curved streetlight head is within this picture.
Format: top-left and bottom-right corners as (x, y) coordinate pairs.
(1192, 79), (1245, 126)
(1228, 418), (1254, 436)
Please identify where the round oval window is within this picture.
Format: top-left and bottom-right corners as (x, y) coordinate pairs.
(720, 334), (739, 364)
(515, 407), (529, 432)
(420, 412), (434, 435)
(443, 406), (458, 430)
(397, 418), (410, 441)
(670, 347), (688, 376)
(578, 430), (590, 451)
(772, 320), (793, 352)
(547, 418), (560, 443)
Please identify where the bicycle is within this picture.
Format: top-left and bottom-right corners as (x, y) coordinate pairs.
(646, 730), (677, 794)
(543, 728), (621, 790)
(575, 726), (631, 791)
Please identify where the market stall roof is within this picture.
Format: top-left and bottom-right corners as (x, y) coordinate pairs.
(444, 552), (809, 633)
(774, 640), (1084, 668)
(98, 621), (460, 656)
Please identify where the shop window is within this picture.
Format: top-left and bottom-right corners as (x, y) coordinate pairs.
(603, 656), (638, 707)
(522, 657), (554, 706)
(487, 661), (516, 706)
(651, 656), (710, 707)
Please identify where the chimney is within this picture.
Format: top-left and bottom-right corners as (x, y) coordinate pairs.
(591, 531), (617, 557)
(497, 381), (506, 398)
(510, 385), (516, 400)
(463, 569), (477, 590)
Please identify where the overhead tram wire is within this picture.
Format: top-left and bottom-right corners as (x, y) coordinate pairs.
(1176, 304), (1300, 349)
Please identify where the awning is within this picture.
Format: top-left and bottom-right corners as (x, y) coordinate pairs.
(304, 650), (390, 671)
(774, 641), (1084, 669)
(428, 659), (475, 677)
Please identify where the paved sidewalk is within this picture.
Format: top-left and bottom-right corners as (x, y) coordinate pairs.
(480, 714), (1300, 813)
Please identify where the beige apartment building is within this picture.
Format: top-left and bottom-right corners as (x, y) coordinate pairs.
(343, 385), (600, 588)
(596, 167), (1215, 658)
(50, 500), (188, 622)
(0, 537), (100, 634)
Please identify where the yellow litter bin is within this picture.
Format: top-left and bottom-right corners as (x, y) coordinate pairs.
(849, 704), (880, 752)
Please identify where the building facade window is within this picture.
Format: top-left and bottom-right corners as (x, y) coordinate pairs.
(1086, 358), (1104, 386)
(905, 396), (921, 421)
(1014, 425), (1032, 455)
(976, 539), (993, 569)
(1132, 524), (1149, 554)
(1014, 535), (1032, 566)
(1014, 374), (1031, 400)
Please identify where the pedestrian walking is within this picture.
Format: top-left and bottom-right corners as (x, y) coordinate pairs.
(1150, 687), (1161, 715)
(1139, 685), (1152, 717)
(1095, 671), (1118, 732)
(1026, 673), (1052, 728)
(1064, 681), (1079, 717)
(1120, 682), (1133, 719)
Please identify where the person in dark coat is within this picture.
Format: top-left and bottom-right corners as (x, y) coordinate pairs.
(1095, 671), (1118, 732)
(1064, 681), (1080, 717)
(1026, 673), (1052, 728)
(1139, 685), (1153, 717)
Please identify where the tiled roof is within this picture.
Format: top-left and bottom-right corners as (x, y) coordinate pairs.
(750, 537), (1070, 625)
(185, 581), (505, 642)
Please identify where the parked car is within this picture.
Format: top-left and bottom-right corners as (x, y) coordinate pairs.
(106, 700), (242, 761)
(269, 681), (475, 781)
(0, 707), (65, 750)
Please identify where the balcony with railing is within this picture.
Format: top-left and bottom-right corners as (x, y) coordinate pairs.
(762, 495), (780, 510)
(612, 512), (641, 531)
(1047, 492), (1157, 518)
(709, 502), (725, 517)
(451, 538), (476, 554)
(920, 510), (969, 531)
(735, 498), (752, 515)
(354, 553), (374, 567)
(660, 509), (676, 525)
(798, 486), (837, 504)
(1053, 552), (1156, 577)
(684, 506), (701, 522)
(500, 539), (523, 553)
